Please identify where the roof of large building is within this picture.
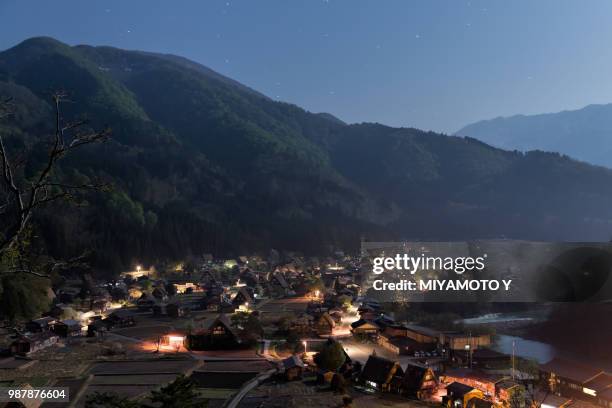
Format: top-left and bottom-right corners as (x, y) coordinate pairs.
(495, 379), (522, 391)
(384, 335), (431, 350)
(404, 324), (441, 338)
(599, 387), (612, 401)
(29, 316), (56, 326)
(583, 372), (612, 392)
(453, 348), (508, 360)
(446, 381), (476, 397)
(540, 357), (603, 383)
(444, 368), (505, 384)
(194, 313), (239, 338)
(536, 392), (572, 408)
(350, 319), (379, 329)
(57, 319), (81, 327)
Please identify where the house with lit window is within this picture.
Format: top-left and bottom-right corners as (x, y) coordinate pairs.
(360, 354), (404, 393)
(466, 397), (493, 408)
(232, 287), (254, 307)
(442, 332), (491, 351)
(443, 382), (485, 408)
(401, 362), (438, 400)
(494, 379), (525, 406)
(350, 319), (380, 339)
(442, 368), (506, 399)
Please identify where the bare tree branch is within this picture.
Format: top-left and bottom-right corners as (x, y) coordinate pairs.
(0, 92), (110, 265)
(3, 252), (92, 279)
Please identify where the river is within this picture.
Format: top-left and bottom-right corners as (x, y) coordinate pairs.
(462, 313), (556, 363)
(492, 334), (556, 364)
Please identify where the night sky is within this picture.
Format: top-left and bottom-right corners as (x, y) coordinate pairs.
(2, 0), (612, 133)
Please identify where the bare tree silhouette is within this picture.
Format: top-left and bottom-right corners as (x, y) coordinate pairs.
(0, 92), (110, 277)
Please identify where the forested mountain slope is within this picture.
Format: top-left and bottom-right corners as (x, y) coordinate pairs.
(2, 37), (612, 275)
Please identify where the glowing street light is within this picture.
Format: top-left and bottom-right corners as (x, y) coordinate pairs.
(303, 340), (307, 354)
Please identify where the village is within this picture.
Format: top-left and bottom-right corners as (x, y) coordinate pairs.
(0, 252), (610, 408)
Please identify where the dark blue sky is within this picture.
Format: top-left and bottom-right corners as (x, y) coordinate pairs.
(2, 0), (612, 133)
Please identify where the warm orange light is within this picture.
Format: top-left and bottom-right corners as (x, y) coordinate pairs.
(160, 334), (185, 351)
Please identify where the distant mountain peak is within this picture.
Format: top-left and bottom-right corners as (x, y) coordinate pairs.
(456, 103), (612, 168)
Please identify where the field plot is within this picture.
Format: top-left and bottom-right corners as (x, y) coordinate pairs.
(64, 358), (204, 406)
(258, 297), (310, 314)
